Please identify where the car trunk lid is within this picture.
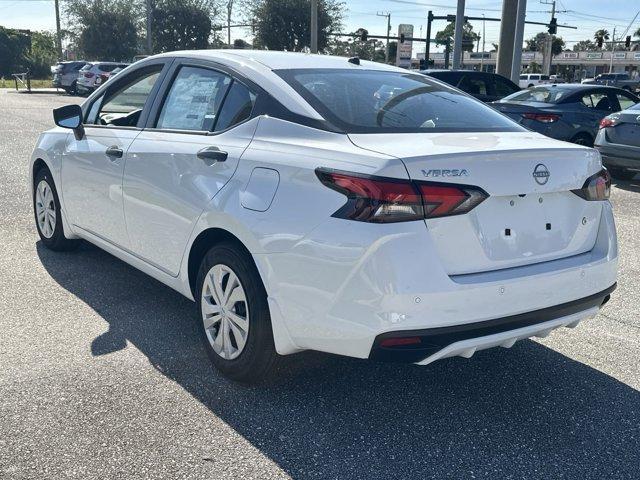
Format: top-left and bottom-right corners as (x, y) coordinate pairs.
(349, 131), (604, 275)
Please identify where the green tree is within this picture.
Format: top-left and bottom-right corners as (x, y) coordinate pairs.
(326, 34), (384, 62)
(64, 0), (139, 61)
(634, 27), (640, 40)
(250, 0), (343, 51)
(594, 29), (610, 43)
(151, 0), (212, 52)
(29, 31), (59, 77)
(0, 27), (30, 76)
(525, 32), (565, 56)
(573, 39), (597, 52)
(435, 21), (479, 52)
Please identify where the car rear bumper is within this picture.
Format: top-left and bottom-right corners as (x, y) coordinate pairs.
(369, 283), (615, 363)
(596, 145), (640, 170)
(260, 202), (617, 360)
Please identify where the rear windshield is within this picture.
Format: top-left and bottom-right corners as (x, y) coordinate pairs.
(630, 102), (640, 111)
(498, 87), (567, 104)
(276, 69), (522, 133)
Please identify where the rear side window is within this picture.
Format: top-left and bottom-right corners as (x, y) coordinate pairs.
(580, 92), (612, 111)
(615, 93), (636, 111)
(277, 68), (522, 133)
(519, 75), (527, 80)
(156, 66), (231, 131)
(531, 75), (540, 80)
(215, 81), (256, 131)
(494, 76), (518, 97)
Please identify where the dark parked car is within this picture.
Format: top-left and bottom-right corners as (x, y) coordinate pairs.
(492, 84), (640, 146)
(595, 101), (640, 180)
(420, 70), (520, 102)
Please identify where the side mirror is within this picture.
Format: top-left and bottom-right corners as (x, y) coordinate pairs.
(53, 104), (84, 139)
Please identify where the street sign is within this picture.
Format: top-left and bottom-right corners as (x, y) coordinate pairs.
(613, 52), (626, 59)
(562, 52), (578, 59)
(586, 52), (603, 59)
(396, 24), (414, 68)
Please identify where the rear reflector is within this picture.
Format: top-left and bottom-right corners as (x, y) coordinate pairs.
(379, 337), (422, 347)
(522, 112), (561, 123)
(316, 168), (488, 223)
(572, 169), (611, 201)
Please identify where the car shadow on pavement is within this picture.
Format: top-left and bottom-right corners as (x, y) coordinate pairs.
(37, 241), (640, 479)
(611, 176), (640, 194)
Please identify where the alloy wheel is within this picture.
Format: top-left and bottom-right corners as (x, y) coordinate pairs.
(35, 180), (56, 238)
(201, 264), (250, 360)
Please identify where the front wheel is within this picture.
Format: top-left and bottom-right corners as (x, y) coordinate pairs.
(196, 243), (281, 383)
(33, 168), (79, 251)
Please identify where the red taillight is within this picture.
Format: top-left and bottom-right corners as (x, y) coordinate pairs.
(379, 337), (422, 347)
(572, 169), (611, 201)
(84, 72), (94, 78)
(599, 117), (618, 129)
(522, 112), (561, 123)
(315, 168), (488, 223)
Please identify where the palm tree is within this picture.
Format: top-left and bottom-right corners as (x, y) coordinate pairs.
(635, 27), (640, 39)
(594, 29), (610, 41)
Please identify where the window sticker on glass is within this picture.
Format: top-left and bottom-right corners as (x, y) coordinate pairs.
(157, 67), (231, 131)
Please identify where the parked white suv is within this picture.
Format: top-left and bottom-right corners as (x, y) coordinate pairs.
(519, 74), (550, 88)
(76, 62), (129, 95)
(31, 51), (617, 382)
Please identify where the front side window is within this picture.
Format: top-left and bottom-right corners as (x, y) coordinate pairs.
(85, 66), (162, 127)
(156, 66), (231, 131)
(277, 69), (522, 133)
(459, 75), (489, 96)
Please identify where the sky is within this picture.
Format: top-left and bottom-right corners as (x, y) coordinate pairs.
(0, 0), (638, 55)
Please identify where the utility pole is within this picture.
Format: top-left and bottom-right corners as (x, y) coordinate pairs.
(540, 0), (555, 75)
(146, 0), (152, 55)
(609, 26), (616, 73)
(377, 12), (391, 63)
(497, 0), (518, 77)
(452, 0), (466, 69)
(480, 14), (485, 70)
(425, 11), (433, 66)
(510, 0), (527, 82)
(311, 0), (318, 53)
(54, 0), (62, 60)
(227, 0), (234, 47)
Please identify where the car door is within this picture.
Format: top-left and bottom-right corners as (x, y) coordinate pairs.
(577, 90), (614, 133)
(122, 62), (259, 276)
(61, 62), (168, 248)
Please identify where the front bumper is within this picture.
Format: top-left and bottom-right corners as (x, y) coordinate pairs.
(370, 283), (615, 363)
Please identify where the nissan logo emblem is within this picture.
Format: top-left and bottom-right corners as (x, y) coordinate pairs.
(533, 163), (550, 185)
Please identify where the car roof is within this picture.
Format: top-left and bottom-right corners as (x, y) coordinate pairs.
(155, 49), (400, 72)
(146, 50), (407, 120)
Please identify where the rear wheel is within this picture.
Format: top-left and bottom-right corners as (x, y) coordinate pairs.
(196, 242), (281, 383)
(608, 167), (636, 181)
(570, 133), (593, 147)
(33, 168), (79, 251)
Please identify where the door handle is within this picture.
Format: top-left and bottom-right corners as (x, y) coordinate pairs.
(105, 146), (123, 159)
(197, 146), (228, 165)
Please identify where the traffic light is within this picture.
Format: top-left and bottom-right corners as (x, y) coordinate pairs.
(400, 33), (405, 44)
(548, 17), (557, 35)
(626, 36), (632, 48)
(357, 28), (368, 42)
(597, 36), (603, 49)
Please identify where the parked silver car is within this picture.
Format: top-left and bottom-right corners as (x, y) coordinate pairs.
(595, 102), (640, 180)
(76, 62), (129, 95)
(51, 61), (87, 94)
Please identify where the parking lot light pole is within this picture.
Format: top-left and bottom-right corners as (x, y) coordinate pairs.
(452, 0), (466, 69)
(311, 0), (318, 53)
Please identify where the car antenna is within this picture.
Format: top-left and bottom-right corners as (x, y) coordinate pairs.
(348, 56), (360, 65)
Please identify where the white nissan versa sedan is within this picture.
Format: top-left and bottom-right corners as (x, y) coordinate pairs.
(31, 50), (617, 382)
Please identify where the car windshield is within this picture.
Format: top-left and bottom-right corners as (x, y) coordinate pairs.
(276, 68), (522, 133)
(498, 87), (567, 104)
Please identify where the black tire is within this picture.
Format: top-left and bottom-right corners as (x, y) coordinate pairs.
(33, 168), (80, 251)
(570, 133), (593, 147)
(608, 167), (636, 181)
(528, 83), (534, 88)
(195, 242), (281, 383)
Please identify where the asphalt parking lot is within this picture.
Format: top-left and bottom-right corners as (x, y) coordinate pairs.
(0, 89), (639, 480)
